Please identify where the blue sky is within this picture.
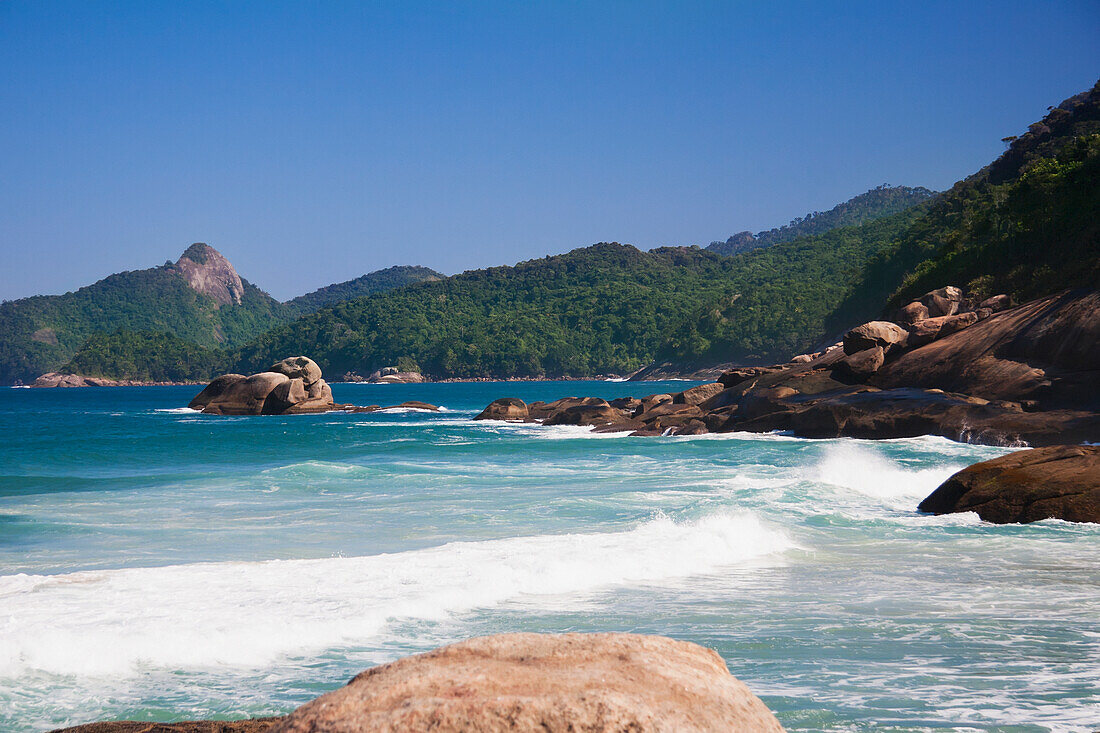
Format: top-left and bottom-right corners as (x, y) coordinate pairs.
(1, 1), (1097, 302)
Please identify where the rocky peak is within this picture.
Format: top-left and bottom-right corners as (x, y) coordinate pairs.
(174, 243), (244, 306)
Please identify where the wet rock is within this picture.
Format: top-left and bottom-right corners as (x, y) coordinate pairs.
(918, 445), (1100, 523)
(270, 633), (784, 733)
(475, 397), (529, 420)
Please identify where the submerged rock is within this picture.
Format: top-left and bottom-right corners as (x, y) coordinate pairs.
(918, 445), (1100, 523)
(270, 633), (784, 732)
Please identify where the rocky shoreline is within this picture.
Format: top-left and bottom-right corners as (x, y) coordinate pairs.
(476, 287), (1100, 447)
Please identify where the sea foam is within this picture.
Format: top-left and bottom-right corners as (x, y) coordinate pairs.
(0, 512), (791, 678)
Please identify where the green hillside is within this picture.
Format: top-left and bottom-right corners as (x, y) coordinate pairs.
(232, 228), (912, 379)
(0, 255), (290, 385)
(63, 331), (228, 383)
(286, 265), (444, 316)
(669, 80), (1100, 367)
(706, 184), (936, 256)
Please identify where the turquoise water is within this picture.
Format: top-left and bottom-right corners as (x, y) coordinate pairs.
(1, 382), (1097, 732)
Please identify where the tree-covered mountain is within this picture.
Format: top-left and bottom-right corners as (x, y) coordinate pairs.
(0, 244), (292, 384)
(706, 184), (936, 256)
(666, 80), (1100, 368)
(286, 265), (443, 316)
(62, 330), (228, 383)
(230, 225), (917, 379)
(14, 80), (1097, 384)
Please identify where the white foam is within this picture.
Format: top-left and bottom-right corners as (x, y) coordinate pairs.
(154, 407), (201, 414)
(0, 512), (791, 679)
(813, 443), (968, 507)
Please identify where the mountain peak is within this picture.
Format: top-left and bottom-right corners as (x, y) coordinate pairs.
(174, 243), (243, 306)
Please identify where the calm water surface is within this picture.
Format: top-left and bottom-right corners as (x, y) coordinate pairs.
(1, 382), (1097, 732)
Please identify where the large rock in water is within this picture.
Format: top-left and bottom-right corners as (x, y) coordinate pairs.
(191, 358), (338, 415)
(475, 397), (529, 420)
(271, 633), (784, 732)
(918, 445), (1100, 524)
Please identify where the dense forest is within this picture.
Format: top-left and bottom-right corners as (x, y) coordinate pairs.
(0, 251), (443, 384)
(0, 264), (289, 385)
(286, 266), (444, 316)
(666, 80), (1100, 367)
(63, 331), (228, 382)
(706, 185), (936, 256)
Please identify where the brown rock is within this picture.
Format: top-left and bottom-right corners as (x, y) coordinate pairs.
(873, 289), (1100, 410)
(905, 312), (979, 347)
(544, 400), (628, 427)
(188, 374), (249, 409)
(918, 445), (1100, 524)
(673, 382), (726, 405)
(843, 321), (908, 355)
(271, 378), (308, 408)
(202, 372), (290, 415)
(609, 396), (643, 411)
(269, 356), (323, 386)
(475, 397), (529, 420)
(979, 294), (1011, 312)
(306, 379), (332, 401)
(639, 393), (674, 412)
(270, 633), (784, 733)
(835, 346), (885, 379)
(920, 286), (964, 317)
(897, 300), (930, 325)
(173, 243), (244, 306)
(718, 367), (780, 388)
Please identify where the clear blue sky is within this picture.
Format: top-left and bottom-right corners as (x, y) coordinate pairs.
(1, 1), (1097, 302)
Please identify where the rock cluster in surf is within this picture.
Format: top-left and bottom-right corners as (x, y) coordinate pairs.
(478, 287), (1100, 446)
(189, 356), (441, 415)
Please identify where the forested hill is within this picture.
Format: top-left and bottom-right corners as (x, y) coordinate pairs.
(0, 244), (291, 385)
(706, 184), (936, 256)
(286, 265), (444, 316)
(231, 224), (918, 379)
(663, 79), (1100, 368)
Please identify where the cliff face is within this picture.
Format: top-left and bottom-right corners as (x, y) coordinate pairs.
(173, 243), (244, 306)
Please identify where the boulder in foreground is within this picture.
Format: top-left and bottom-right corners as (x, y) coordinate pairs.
(272, 632), (784, 732)
(50, 719), (282, 732)
(918, 445), (1100, 523)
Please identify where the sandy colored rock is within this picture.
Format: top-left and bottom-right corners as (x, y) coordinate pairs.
(674, 382), (726, 405)
(475, 397), (529, 420)
(897, 300), (930, 325)
(188, 374), (247, 409)
(174, 243), (244, 306)
(835, 345), (885, 379)
(268, 356), (323, 386)
(271, 633), (784, 733)
(905, 311), (979, 347)
(920, 286), (964, 317)
(202, 372), (289, 415)
(918, 445), (1100, 523)
(843, 321), (908, 355)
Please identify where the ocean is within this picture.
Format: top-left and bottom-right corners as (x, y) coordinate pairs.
(1, 382), (1097, 732)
